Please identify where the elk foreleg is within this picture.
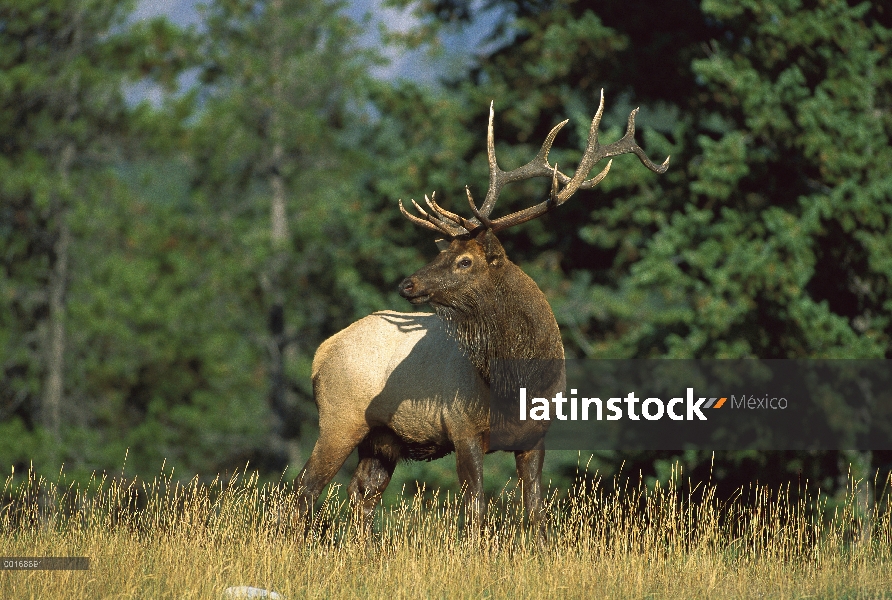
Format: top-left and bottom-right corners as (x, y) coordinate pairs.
(454, 436), (485, 532)
(515, 438), (545, 535)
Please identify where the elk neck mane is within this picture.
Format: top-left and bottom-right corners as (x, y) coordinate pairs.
(430, 257), (564, 386)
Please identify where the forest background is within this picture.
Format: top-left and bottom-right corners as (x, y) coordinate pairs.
(2, 0), (890, 504)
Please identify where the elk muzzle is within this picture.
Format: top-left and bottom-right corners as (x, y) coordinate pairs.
(398, 276), (431, 304)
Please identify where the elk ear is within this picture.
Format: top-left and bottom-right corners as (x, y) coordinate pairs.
(435, 238), (451, 252)
(478, 229), (506, 266)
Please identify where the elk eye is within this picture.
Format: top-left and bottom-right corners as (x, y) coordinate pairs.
(457, 257), (472, 269)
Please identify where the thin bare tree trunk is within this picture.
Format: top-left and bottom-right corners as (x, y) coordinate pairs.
(268, 144), (288, 440)
(265, 0), (292, 469)
(43, 221), (69, 440)
(269, 0), (288, 247)
(42, 142), (75, 448)
(42, 3), (81, 457)
(271, 146), (288, 245)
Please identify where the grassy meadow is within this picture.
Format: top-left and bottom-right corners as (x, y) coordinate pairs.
(1, 465), (891, 599)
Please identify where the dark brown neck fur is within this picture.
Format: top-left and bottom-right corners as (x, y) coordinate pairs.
(433, 259), (564, 384)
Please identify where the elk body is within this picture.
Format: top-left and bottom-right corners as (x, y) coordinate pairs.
(294, 91), (669, 531)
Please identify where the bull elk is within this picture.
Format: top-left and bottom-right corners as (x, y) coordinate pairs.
(294, 91), (669, 532)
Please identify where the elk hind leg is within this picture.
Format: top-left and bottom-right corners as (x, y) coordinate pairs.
(294, 428), (367, 528)
(347, 429), (399, 536)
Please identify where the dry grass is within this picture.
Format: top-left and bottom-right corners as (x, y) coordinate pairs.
(1, 465), (891, 599)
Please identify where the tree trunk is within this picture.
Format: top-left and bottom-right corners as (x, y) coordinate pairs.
(265, 0), (292, 470)
(42, 142), (75, 453)
(269, 125), (288, 438)
(43, 218), (69, 441)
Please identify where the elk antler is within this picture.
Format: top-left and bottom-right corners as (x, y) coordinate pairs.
(399, 89), (670, 237)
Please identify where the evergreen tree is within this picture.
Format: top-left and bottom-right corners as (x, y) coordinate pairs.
(385, 0), (891, 359)
(0, 0), (185, 473)
(0, 0), (194, 472)
(66, 165), (272, 477)
(682, 0), (892, 358)
(373, 0), (892, 491)
(189, 0), (387, 470)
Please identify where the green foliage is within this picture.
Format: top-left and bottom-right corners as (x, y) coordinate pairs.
(387, 0), (892, 493)
(427, 0), (892, 360)
(62, 169), (269, 477)
(679, 0), (891, 358)
(3, 0), (890, 495)
(187, 0), (397, 473)
(0, 0), (192, 477)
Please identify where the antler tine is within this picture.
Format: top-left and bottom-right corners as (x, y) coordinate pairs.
(577, 160), (612, 190)
(425, 193), (476, 231)
(619, 108), (672, 173)
(414, 197), (468, 236)
(480, 102), (499, 218)
(556, 90), (669, 203)
(550, 163), (560, 201)
(399, 198), (466, 237)
(477, 101), (572, 219)
(488, 89), (669, 233)
(466, 186), (493, 229)
(398, 92), (669, 237)
(421, 193), (451, 223)
(399, 199), (441, 233)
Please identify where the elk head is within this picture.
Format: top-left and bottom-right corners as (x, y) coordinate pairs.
(398, 90), (670, 313)
(397, 90), (669, 379)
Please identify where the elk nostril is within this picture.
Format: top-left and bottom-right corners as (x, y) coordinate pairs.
(399, 278), (415, 294)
